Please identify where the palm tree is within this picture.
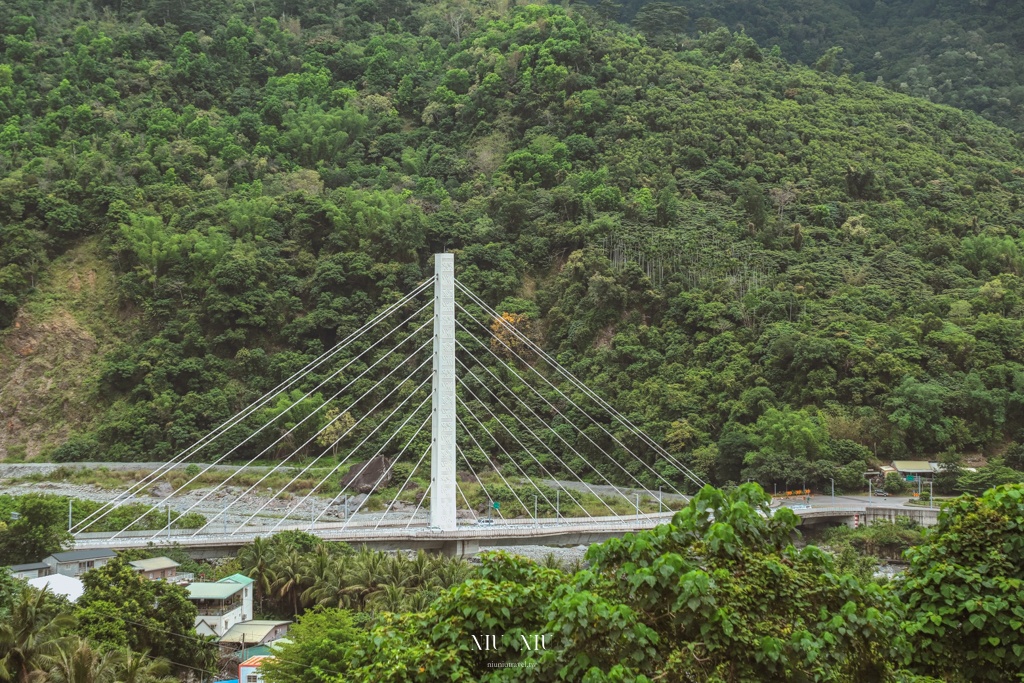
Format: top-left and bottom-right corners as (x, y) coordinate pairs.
(406, 550), (433, 589)
(343, 547), (388, 609)
(402, 589), (436, 613)
(238, 536), (276, 613)
(428, 557), (471, 590)
(305, 556), (351, 608)
(366, 584), (407, 613)
(115, 649), (175, 683)
(0, 587), (75, 683)
(270, 549), (309, 617)
(48, 639), (121, 683)
(298, 544), (333, 608)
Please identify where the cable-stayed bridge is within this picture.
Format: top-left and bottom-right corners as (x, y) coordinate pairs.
(70, 255), (705, 555)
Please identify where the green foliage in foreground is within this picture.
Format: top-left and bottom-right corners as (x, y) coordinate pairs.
(268, 484), (906, 682)
(0, 581), (188, 683)
(75, 559), (215, 676)
(267, 483), (1024, 682)
(899, 484), (1024, 681)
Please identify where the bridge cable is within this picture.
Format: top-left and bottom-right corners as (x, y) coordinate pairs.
(455, 334), (665, 513)
(404, 482), (429, 530)
(89, 299), (433, 537)
(455, 287), (704, 490)
(158, 316), (433, 538)
(203, 344), (434, 535)
(132, 323), (432, 540)
(72, 278), (433, 533)
(454, 370), (601, 520)
(454, 411), (535, 522)
(455, 283), (703, 486)
(133, 328), (433, 541)
(313, 395), (434, 532)
(259, 363), (433, 535)
(456, 443), (507, 524)
(456, 357), (654, 518)
(373, 441), (433, 531)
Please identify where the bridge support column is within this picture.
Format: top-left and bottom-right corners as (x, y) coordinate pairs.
(441, 539), (479, 558)
(430, 254), (458, 531)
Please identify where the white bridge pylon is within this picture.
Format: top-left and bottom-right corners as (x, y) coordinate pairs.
(71, 254), (706, 545)
(431, 254), (457, 531)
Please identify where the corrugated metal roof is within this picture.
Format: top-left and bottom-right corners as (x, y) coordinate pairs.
(219, 573), (255, 586)
(188, 582), (244, 600)
(49, 549), (117, 562)
(239, 656), (273, 667)
(9, 562), (50, 571)
(892, 460), (935, 473)
(219, 620), (291, 644)
(129, 557), (180, 572)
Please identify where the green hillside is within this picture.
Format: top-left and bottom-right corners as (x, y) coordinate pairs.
(2, 1), (1024, 492)
(612, 0), (1024, 132)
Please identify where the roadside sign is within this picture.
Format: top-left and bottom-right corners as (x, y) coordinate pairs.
(493, 501), (500, 509)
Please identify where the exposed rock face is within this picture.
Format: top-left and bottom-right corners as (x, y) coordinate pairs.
(340, 454), (393, 494)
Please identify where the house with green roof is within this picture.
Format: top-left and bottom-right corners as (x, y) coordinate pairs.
(187, 573), (254, 637)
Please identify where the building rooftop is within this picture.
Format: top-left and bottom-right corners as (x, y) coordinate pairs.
(239, 656), (273, 668)
(28, 574), (84, 602)
(219, 573), (255, 586)
(129, 557), (180, 572)
(48, 549), (117, 563)
(892, 460), (936, 474)
(9, 562), (50, 572)
(220, 620), (291, 644)
(188, 582), (245, 600)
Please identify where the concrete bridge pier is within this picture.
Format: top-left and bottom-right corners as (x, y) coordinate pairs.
(441, 539), (480, 558)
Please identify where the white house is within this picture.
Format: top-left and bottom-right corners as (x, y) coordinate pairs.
(187, 573), (254, 637)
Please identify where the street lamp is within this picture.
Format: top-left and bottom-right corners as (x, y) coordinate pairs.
(635, 493), (640, 520)
(929, 479), (933, 509)
(829, 477), (835, 504)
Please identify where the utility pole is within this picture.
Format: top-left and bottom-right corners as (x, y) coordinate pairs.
(555, 490), (560, 520)
(829, 478), (835, 504)
(929, 479), (933, 509)
(430, 253), (457, 531)
(635, 493), (640, 520)
(659, 486), (663, 513)
(68, 499), (73, 532)
(534, 495), (538, 526)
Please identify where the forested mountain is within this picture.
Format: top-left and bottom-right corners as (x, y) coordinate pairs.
(612, 0), (1024, 131)
(3, 0), (1024, 493)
